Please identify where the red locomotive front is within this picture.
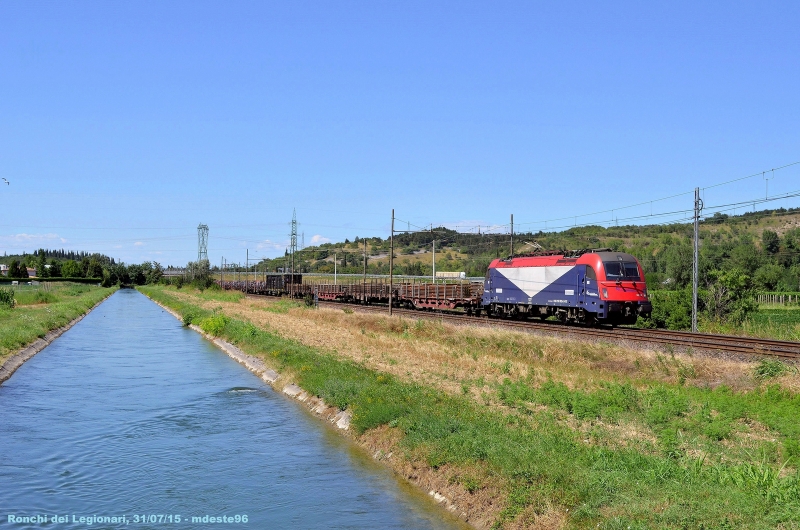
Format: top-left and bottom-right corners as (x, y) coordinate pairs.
(482, 250), (651, 325)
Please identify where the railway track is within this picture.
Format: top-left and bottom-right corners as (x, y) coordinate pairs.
(326, 300), (800, 360)
(241, 294), (800, 360)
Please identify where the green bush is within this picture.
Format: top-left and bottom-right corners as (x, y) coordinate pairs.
(755, 358), (790, 379)
(640, 288), (694, 330)
(182, 310), (198, 326)
(0, 287), (15, 309)
(34, 291), (57, 304)
(199, 314), (229, 336)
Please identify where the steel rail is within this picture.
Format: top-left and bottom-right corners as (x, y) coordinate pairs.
(242, 294), (800, 360)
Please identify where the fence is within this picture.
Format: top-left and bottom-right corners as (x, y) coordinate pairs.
(756, 293), (800, 306)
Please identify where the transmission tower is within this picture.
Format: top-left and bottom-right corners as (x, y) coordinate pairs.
(290, 209), (298, 256)
(198, 224), (209, 261)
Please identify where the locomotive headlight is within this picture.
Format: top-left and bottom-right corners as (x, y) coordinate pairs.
(602, 288), (608, 299)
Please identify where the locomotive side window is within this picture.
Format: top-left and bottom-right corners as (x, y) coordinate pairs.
(585, 266), (597, 280)
(603, 261), (641, 281)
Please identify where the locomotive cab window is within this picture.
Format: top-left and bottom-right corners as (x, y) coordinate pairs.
(603, 261), (641, 281)
(585, 266), (597, 280)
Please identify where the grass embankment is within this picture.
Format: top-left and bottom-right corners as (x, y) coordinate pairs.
(139, 285), (800, 529)
(0, 283), (118, 363)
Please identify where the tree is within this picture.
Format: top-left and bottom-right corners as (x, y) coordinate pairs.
(186, 259), (211, 287)
(762, 230), (780, 254)
(728, 243), (762, 275)
(8, 260), (21, 278)
(79, 258), (90, 277)
(704, 268), (757, 324)
(86, 259), (103, 279)
(754, 264), (783, 291)
(36, 249), (48, 278)
(664, 243), (693, 288)
(61, 260), (82, 278)
(779, 264), (800, 292)
(127, 264), (147, 285)
(147, 262), (164, 284)
(48, 259), (62, 277)
(19, 263), (29, 278)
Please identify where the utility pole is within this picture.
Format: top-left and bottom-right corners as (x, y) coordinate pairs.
(692, 187), (703, 333)
(432, 239), (436, 284)
(290, 209), (298, 299)
(763, 171), (774, 200)
(334, 252), (337, 285)
(363, 239), (367, 303)
(389, 209), (394, 316)
(510, 214), (514, 258)
(246, 249), (248, 294)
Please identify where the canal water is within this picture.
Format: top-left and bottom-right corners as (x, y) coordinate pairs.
(0, 290), (465, 529)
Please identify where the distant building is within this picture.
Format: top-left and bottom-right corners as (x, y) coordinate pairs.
(0, 264), (7, 276)
(27, 267), (36, 277)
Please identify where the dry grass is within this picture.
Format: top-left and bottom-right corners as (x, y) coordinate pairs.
(167, 290), (793, 398)
(170, 289), (799, 466)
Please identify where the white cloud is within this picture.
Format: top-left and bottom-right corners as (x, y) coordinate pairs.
(309, 234), (331, 245)
(0, 233), (67, 246)
(256, 239), (285, 252)
(134, 241), (144, 246)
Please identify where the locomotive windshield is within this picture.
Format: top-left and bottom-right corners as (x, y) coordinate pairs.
(603, 261), (641, 281)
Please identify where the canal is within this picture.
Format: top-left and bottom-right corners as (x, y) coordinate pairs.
(0, 289), (465, 529)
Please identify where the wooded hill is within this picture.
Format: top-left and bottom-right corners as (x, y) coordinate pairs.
(257, 207), (800, 293)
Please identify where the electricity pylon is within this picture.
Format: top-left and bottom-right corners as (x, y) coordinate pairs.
(198, 224), (209, 262)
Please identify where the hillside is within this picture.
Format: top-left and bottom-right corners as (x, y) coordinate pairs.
(258, 207), (800, 293)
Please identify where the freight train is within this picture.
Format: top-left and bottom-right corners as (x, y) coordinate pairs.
(219, 249), (652, 326)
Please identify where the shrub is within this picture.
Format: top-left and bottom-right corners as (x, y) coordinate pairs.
(705, 268), (757, 324)
(182, 310), (198, 326)
(33, 291), (56, 304)
(641, 288), (694, 330)
(199, 314), (229, 336)
(0, 287), (15, 309)
(755, 358), (790, 380)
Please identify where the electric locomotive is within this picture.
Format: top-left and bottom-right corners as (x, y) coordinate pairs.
(481, 250), (651, 325)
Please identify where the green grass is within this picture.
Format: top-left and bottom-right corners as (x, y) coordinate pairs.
(138, 285), (800, 529)
(0, 283), (117, 361)
(701, 306), (800, 341)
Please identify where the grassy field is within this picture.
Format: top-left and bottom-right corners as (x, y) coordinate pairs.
(139, 285), (800, 529)
(701, 306), (800, 341)
(0, 282), (117, 362)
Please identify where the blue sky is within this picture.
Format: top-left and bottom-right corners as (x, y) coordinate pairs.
(1, 1), (799, 266)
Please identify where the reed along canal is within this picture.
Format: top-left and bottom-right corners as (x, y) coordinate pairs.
(0, 289), (465, 529)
